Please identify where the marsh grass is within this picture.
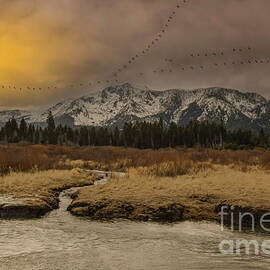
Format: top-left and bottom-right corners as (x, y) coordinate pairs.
(1, 145), (270, 176)
(72, 166), (270, 221)
(1, 144), (270, 221)
(0, 168), (96, 199)
(129, 160), (215, 177)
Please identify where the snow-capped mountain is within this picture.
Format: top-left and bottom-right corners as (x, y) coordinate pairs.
(1, 83), (270, 131)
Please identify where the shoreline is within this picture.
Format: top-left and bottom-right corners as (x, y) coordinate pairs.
(67, 167), (270, 230)
(67, 194), (270, 231)
(0, 183), (98, 219)
(1, 167), (270, 232)
(1, 183), (269, 231)
(0, 169), (100, 219)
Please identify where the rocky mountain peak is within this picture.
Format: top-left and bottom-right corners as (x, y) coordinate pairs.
(0, 85), (269, 131)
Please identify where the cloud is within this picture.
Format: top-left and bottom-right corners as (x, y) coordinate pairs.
(0, 0), (269, 109)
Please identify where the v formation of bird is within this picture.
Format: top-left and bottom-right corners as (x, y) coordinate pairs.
(0, 0), (268, 92)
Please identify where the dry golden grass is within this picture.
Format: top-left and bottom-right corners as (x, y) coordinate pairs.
(0, 168), (96, 199)
(129, 160), (215, 177)
(1, 144), (270, 220)
(70, 166), (270, 222)
(0, 167), (98, 218)
(1, 144), (270, 221)
(1, 145), (270, 177)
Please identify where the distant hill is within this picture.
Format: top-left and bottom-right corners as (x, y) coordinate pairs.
(1, 83), (270, 131)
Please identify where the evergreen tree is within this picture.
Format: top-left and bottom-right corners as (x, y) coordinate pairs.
(79, 127), (89, 146)
(27, 124), (35, 143)
(167, 122), (178, 147)
(19, 118), (28, 141)
(113, 126), (120, 146)
(47, 111), (56, 144)
(89, 127), (96, 146)
(0, 116), (268, 149)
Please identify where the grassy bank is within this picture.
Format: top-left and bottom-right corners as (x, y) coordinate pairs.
(0, 168), (97, 219)
(68, 166), (270, 226)
(1, 145), (270, 223)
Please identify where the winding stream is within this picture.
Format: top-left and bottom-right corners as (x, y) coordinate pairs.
(0, 174), (270, 269)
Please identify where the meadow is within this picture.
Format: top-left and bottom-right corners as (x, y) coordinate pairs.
(1, 144), (270, 176)
(69, 166), (270, 224)
(1, 144), (270, 223)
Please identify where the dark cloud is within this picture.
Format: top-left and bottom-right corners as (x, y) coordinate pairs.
(0, 0), (269, 109)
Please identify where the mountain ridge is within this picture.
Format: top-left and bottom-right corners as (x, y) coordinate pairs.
(0, 83), (269, 131)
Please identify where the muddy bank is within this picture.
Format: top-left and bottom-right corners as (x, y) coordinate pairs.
(67, 194), (218, 223)
(0, 169), (101, 219)
(68, 199), (185, 222)
(0, 195), (59, 219)
(67, 168), (270, 228)
(68, 195), (270, 229)
(0, 184), (95, 219)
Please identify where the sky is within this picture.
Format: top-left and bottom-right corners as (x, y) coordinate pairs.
(0, 0), (270, 110)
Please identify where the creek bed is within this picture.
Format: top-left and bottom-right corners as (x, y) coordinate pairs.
(0, 173), (270, 269)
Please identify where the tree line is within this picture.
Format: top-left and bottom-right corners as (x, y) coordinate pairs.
(0, 112), (269, 150)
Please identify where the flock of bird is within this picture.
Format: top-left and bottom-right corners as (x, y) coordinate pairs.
(155, 46), (269, 74)
(154, 58), (270, 75)
(1, 0), (269, 92)
(164, 46), (253, 63)
(0, 0), (190, 91)
(111, 0), (190, 80)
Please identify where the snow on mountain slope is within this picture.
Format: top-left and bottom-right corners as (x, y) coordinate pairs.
(0, 110), (31, 123)
(1, 83), (270, 131)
